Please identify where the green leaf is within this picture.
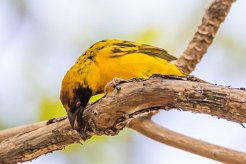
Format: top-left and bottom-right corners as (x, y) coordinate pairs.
(39, 97), (66, 121)
(134, 27), (160, 44)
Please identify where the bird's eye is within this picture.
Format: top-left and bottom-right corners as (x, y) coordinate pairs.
(75, 100), (81, 108)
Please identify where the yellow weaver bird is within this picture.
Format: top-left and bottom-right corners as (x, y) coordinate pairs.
(60, 39), (185, 130)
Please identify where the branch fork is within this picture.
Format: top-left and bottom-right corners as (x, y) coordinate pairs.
(0, 0), (243, 163)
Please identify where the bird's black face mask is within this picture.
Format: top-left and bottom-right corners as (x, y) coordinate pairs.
(67, 86), (92, 130)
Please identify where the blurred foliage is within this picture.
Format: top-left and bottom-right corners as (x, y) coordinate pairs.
(39, 96), (66, 121)
(218, 35), (246, 58)
(217, 35), (246, 75)
(0, 121), (7, 130)
(1, 0), (246, 163)
(133, 27), (160, 44)
(218, 35), (238, 50)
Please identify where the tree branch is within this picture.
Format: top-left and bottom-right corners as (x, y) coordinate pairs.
(0, 121), (46, 143)
(130, 0), (237, 163)
(80, 76), (246, 138)
(0, 118), (80, 163)
(0, 76), (245, 163)
(128, 119), (246, 164)
(0, 0), (241, 163)
(176, 0), (235, 74)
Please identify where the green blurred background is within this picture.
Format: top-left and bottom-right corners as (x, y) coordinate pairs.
(0, 0), (246, 163)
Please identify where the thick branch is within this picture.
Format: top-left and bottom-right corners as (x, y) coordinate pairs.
(176, 0), (235, 73)
(0, 1), (240, 163)
(130, 0), (237, 162)
(0, 118), (80, 163)
(0, 121), (46, 143)
(128, 119), (246, 164)
(128, 0), (238, 163)
(1, 77), (245, 163)
(81, 76), (246, 137)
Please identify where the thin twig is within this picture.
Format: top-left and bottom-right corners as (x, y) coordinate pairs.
(176, 0), (235, 74)
(128, 119), (246, 164)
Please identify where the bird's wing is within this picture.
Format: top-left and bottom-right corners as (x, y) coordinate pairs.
(107, 40), (177, 62)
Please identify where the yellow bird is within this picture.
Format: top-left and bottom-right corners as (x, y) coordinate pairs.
(60, 39), (185, 129)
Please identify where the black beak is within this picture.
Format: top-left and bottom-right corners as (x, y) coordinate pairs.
(67, 106), (84, 130)
(68, 110), (78, 130)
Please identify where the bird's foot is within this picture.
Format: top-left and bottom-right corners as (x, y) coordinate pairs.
(104, 77), (125, 93)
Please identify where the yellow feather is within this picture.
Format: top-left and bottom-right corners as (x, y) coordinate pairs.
(60, 39), (184, 111)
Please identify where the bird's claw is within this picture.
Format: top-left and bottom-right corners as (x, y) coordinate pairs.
(104, 77), (125, 93)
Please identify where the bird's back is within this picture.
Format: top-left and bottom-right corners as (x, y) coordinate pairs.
(73, 40), (184, 94)
(60, 39), (185, 130)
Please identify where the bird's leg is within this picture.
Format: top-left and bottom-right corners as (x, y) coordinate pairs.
(104, 77), (125, 93)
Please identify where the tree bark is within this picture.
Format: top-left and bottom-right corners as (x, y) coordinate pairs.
(128, 119), (246, 164)
(0, 76), (245, 163)
(0, 121), (46, 142)
(81, 76), (246, 136)
(0, 118), (80, 164)
(0, 0), (241, 163)
(176, 0), (235, 74)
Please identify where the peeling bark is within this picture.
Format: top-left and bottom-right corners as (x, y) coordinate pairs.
(80, 76), (246, 138)
(0, 76), (245, 163)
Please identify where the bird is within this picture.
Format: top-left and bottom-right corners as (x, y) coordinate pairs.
(60, 39), (185, 130)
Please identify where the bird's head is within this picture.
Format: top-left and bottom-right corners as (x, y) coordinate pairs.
(60, 69), (92, 129)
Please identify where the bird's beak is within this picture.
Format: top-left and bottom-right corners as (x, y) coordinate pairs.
(67, 106), (84, 130)
(67, 110), (77, 129)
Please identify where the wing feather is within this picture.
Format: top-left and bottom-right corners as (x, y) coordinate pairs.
(107, 40), (177, 61)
